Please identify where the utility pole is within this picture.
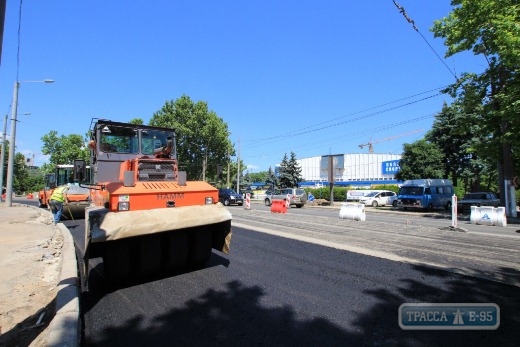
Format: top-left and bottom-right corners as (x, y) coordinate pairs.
(328, 155), (335, 206)
(5, 81), (19, 206)
(0, 114), (7, 201)
(236, 139), (240, 193)
(226, 147), (230, 188)
(202, 145), (207, 181)
(5, 79), (54, 206)
(202, 158), (206, 181)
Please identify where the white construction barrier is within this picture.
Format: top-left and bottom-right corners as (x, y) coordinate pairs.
(451, 194), (458, 228)
(339, 202), (366, 221)
(470, 206), (507, 227)
(244, 193), (251, 210)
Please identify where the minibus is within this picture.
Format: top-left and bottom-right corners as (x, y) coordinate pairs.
(397, 179), (454, 211)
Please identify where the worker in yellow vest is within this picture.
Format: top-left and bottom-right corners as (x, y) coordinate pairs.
(49, 185), (70, 225)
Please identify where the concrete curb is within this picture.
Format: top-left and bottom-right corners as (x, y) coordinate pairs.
(46, 222), (80, 346)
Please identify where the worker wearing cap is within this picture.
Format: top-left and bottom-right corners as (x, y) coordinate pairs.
(49, 185), (70, 225)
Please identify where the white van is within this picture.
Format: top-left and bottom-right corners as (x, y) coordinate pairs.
(359, 190), (398, 207)
(347, 189), (387, 202)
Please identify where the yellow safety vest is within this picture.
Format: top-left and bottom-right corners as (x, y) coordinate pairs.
(50, 186), (68, 203)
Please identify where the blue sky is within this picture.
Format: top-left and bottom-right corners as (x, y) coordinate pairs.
(0, 1), (486, 172)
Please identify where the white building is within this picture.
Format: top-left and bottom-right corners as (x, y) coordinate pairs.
(296, 153), (401, 187)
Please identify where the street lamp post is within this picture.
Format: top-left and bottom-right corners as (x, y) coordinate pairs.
(0, 112), (31, 202)
(5, 79), (54, 206)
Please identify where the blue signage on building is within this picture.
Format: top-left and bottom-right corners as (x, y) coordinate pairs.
(382, 160), (400, 174)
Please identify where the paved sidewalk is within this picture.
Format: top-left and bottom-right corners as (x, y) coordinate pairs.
(0, 203), (79, 347)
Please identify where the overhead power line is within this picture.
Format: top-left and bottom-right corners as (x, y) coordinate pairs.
(392, 0), (459, 82)
(243, 87), (443, 150)
(245, 113), (434, 159)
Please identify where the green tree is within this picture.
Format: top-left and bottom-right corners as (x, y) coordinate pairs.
(13, 152), (28, 194)
(0, 140), (9, 191)
(1, 140), (45, 194)
(278, 154), (290, 188)
(426, 100), (496, 192)
(228, 159), (247, 189)
(10, 152), (44, 194)
(278, 152), (303, 188)
(242, 171), (252, 185)
(41, 131), (90, 170)
(395, 139), (445, 181)
(149, 95), (233, 181)
(265, 166), (277, 191)
(129, 118), (144, 125)
(247, 171), (269, 183)
(426, 102), (474, 186)
(431, 0), (520, 203)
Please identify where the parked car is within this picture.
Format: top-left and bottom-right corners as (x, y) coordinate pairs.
(218, 188), (244, 206)
(359, 190), (398, 207)
(457, 192), (500, 213)
(241, 188), (255, 198)
(264, 188), (308, 208)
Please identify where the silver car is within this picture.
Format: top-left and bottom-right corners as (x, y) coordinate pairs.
(264, 188), (307, 208)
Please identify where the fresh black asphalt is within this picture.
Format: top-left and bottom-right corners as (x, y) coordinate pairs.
(68, 224), (520, 347)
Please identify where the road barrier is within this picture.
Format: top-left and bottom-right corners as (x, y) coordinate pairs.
(244, 193), (251, 210)
(339, 202), (366, 221)
(470, 206), (507, 227)
(270, 199), (287, 214)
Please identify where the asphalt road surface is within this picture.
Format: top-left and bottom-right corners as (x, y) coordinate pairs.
(230, 204), (520, 286)
(55, 203), (520, 347)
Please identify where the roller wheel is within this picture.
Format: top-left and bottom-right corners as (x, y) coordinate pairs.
(135, 234), (162, 277)
(188, 229), (213, 266)
(103, 240), (131, 283)
(163, 231), (189, 270)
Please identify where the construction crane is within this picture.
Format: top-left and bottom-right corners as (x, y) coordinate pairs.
(359, 129), (423, 153)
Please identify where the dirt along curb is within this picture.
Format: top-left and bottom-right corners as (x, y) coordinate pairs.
(0, 203), (80, 346)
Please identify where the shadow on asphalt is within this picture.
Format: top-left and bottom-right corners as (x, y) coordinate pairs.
(80, 260), (520, 346)
(84, 252), (231, 293)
